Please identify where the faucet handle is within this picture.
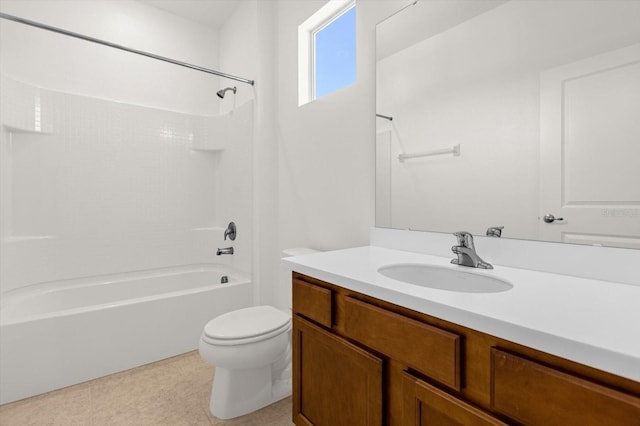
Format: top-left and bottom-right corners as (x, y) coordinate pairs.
(486, 226), (504, 237)
(224, 222), (237, 241)
(453, 231), (474, 247)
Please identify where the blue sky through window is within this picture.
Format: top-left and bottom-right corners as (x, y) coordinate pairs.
(314, 5), (356, 99)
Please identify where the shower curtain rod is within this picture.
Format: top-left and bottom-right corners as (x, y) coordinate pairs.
(0, 12), (255, 86)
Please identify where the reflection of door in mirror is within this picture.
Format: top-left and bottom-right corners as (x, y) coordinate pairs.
(539, 45), (640, 249)
(375, 0), (640, 248)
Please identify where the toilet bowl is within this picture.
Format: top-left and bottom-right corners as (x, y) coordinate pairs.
(198, 248), (318, 419)
(199, 305), (292, 419)
(198, 248), (317, 420)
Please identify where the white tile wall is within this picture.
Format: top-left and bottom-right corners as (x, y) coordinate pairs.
(0, 76), (254, 294)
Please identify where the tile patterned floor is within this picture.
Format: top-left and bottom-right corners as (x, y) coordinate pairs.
(0, 351), (294, 426)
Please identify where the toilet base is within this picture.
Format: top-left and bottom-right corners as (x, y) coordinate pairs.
(210, 365), (292, 420)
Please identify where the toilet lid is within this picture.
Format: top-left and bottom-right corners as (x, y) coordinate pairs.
(203, 305), (291, 341)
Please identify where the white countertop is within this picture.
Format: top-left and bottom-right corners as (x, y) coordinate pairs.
(283, 246), (640, 382)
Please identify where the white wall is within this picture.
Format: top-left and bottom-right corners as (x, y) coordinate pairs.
(271, 0), (408, 309)
(275, 0), (404, 248)
(214, 0), (408, 309)
(0, 0), (220, 115)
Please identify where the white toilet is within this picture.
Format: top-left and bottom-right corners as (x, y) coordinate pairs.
(198, 248), (318, 419)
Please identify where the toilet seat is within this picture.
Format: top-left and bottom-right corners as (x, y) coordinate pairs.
(202, 305), (291, 346)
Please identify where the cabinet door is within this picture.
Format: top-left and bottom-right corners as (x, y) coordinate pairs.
(402, 372), (507, 426)
(293, 316), (383, 426)
(491, 349), (640, 425)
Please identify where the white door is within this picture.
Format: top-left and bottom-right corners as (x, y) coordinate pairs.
(539, 44), (640, 248)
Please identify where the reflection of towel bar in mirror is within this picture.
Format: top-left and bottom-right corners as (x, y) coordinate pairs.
(398, 144), (460, 162)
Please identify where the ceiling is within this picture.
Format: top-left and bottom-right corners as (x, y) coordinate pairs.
(139, 0), (243, 29)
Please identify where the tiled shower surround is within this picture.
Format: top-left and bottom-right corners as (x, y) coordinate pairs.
(0, 75), (253, 295)
(0, 75), (255, 402)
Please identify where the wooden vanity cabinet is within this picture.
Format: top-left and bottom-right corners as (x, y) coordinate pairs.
(291, 272), (640, 426)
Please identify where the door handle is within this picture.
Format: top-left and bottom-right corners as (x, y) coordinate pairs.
(543, 213), (564, 223)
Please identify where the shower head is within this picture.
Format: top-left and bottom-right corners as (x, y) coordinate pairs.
(217, 86), (237, 99)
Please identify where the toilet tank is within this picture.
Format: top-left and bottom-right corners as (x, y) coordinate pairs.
(279, 248), (320, 311)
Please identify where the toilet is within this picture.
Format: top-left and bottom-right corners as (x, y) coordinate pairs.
(198, 248), (318, 419)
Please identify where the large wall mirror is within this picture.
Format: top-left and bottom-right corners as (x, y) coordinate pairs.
(375, 0), (640, 249)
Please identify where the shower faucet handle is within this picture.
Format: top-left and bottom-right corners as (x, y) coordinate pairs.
(224, 222), (236, 241)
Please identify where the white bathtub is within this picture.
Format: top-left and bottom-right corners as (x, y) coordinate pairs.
(0, 264), (253, 404)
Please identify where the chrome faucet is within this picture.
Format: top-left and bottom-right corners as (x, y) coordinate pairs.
(217, 247), (234, 256)
(451, 231), (493, 269)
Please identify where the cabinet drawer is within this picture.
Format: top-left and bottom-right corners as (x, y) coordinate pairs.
(344, 297), (461, 390)
(292, 278), (332, 328)
(491, 348), (640, 425)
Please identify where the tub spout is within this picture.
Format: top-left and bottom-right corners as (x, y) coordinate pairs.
(217, 247), (234, 255)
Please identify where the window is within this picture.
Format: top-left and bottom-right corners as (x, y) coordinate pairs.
(299, 1), (356, 105)
(313, 4), (356, 99)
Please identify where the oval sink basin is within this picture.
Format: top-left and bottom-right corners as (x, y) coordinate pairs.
(378, 264), (513, 293)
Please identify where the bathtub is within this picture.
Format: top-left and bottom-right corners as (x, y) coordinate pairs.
(0, 264), (253, 404)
